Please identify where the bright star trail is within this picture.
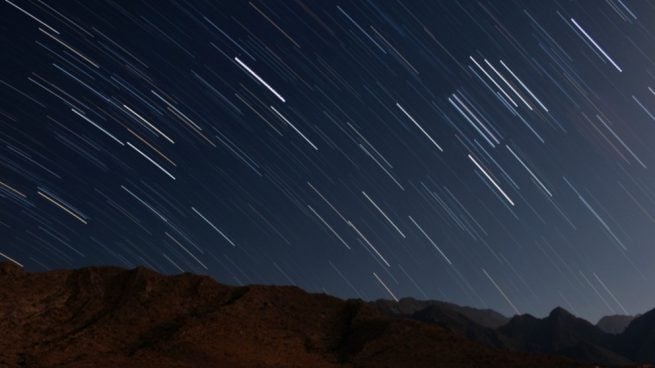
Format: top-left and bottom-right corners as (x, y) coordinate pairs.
(1, 0), (655, 322)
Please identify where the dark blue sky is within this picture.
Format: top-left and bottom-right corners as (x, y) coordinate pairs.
(2, 0), (655, 322)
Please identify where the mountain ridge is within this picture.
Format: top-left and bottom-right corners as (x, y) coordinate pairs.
(373, 293), (655, 366)
(371, 297), (509, 328)
(0, 262), (588, 368)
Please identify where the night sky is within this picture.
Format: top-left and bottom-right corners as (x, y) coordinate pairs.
(2, 0), (655, 323)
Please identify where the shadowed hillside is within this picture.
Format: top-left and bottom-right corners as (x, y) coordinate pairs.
(0, 262), (590, 368)
(373, 297), (655, 366)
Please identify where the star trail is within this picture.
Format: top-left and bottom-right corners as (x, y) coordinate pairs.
(1, 0), (655, 322)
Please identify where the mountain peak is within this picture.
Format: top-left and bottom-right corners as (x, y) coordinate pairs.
(548, 306), (574, 319)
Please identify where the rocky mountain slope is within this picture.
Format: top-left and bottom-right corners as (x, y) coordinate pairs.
(0, 262), (587, 368)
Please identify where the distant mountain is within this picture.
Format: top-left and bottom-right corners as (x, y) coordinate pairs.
(410, 304), (517, 349)
(0, 262), (587, 368)
(497, 307), (629, 365)
(597, 314), (636, 334)
(379, 299), (634, 366)
(371, 297), (509, 328)
(371, 295), (655, 366)
(371, 298), (521, 352)
(499, 307), (609, 352)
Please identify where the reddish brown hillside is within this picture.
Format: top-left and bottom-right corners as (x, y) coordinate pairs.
(0, 262), (588, 368)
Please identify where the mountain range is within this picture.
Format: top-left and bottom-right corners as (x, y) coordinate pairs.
(374, 297), (655, 366)
(0, 261), (651, 367)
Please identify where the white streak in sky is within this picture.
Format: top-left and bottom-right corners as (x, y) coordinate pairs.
(373, 272), (398, 302)
(482, 268), (520, 315)
(468, 154), (515, 206)
(570, 18), (623, 72)
(191, 207), (236, 246)
(396, 102), (444, 152)
(235, 56), (286, 102)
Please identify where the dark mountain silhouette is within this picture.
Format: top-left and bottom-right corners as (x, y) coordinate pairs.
(499, 307), (610, 351)
(498, 307), (630, 365)
(615, 308), (655, 363)
(597, 314), (637, 334)
(372, 298), (648, 366)
(493, 307), (655, 365)
(371, 297), (509, 328)
(0, 262), (588, 368)
(409, 304), (517, 350)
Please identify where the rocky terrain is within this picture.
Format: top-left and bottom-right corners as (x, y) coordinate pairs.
(0, 262), (588, 368)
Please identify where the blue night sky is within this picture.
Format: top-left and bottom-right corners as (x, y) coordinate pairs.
(2, 0), (655, 323)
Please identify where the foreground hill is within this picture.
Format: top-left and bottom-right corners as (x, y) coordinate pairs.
(0, 262), (586, 368)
